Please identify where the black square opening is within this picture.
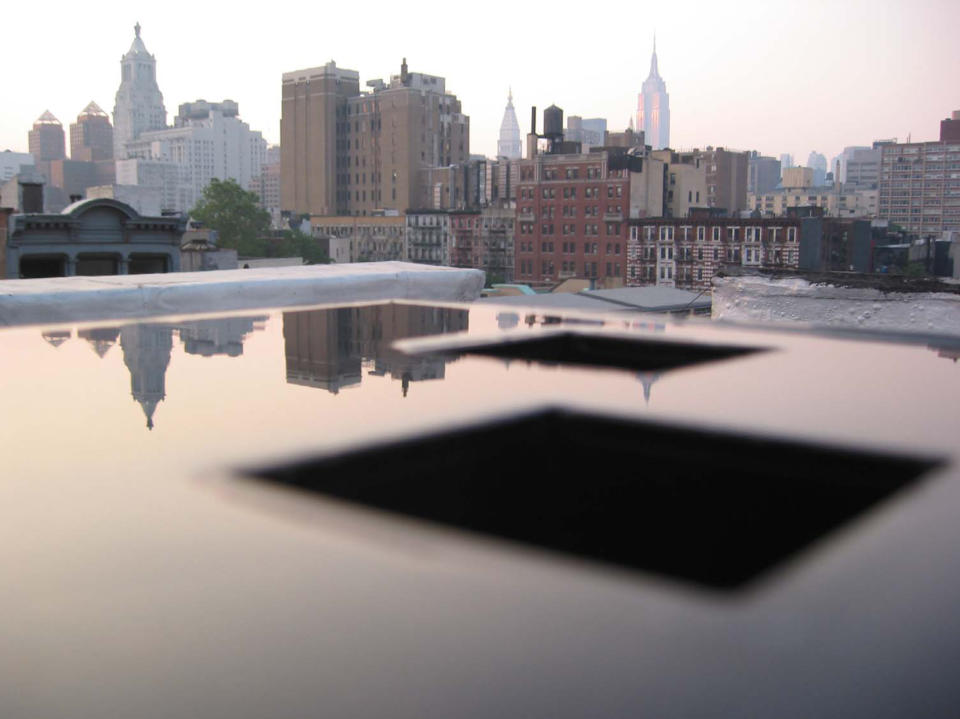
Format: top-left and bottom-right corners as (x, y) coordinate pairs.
(249, 409), (936, 590)
(443, 332), (765, 372)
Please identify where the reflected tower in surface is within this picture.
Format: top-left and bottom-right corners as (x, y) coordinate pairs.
(121, 324), (172, 429)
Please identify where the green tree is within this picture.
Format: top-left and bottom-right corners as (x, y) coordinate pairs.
(266, 230), (331, 265)
(190, 178), (271, 256)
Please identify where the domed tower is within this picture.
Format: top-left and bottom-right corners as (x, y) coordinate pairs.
(497, 89), (522, 160)
(112, 22), (167, 160)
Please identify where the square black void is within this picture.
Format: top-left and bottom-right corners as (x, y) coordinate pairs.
(249, 409), (937, 590)
(448, 332), (765, 372)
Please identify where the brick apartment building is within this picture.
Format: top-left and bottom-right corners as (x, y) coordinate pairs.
(514, 149), (663, 287)
(281, 59), (469, 218)
(627, 212), (872, 291)
(628, 215), (801, 290)
(448, 206), (515, 283)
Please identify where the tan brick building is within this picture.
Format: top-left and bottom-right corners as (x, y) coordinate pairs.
(281, 59), (469, 218)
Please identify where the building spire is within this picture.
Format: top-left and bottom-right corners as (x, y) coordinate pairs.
(649, 34), (660, 79)
(134, 21), (141, 38)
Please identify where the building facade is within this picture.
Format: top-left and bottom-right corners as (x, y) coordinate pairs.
(807, 151), (828, 186)
(700, 147), (749, 213)
(627, 216), (802, 290)
(0, 150), (34, 183)
(405, 210), (450, 265)
(252, 144), (281, 225)
(637, 39), (670, 151)
(281, 59), (469, 218)
(309, 214), (405, 263)
(565, 117), (607, 150)
(651, 149), (705, 218)
(748, 187), (878, 218)
(627, 214), (873, 291)
(124, 100), (267, 214)
(878, 113), (960, 236)
(113, 23), (167, 161)
(5, 197), (184, 278)
(748, 152), (781, 195)
(448, 206), (515, 282)
(514, 149), (658, 287)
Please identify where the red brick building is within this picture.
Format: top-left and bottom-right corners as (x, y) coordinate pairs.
(449, 207), (515, 283)
(514, 150), (634, 287)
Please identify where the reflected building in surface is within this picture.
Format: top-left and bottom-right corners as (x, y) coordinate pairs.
(79, 327), (120, 358)
(282, 304), (469, 395)
(41, 316), (267, 430)
(121, 323), (172, 430)
(179, 316), (267, 357)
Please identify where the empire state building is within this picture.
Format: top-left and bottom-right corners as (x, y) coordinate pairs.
(637, 38), (670, 150)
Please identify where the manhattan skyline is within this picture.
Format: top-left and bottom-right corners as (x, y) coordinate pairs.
(2, 0), (958, 165)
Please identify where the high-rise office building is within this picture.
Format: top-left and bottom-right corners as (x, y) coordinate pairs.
(637, 38), (670, 150)
(748, 152), (782, 195)
(807, 151), (828, 186)
(280, 59), (470, 217)
(878, 110), (960, 235)
(70, 102), (113, 162)
(113, 23), (167, 160)
(28, 111), (66, 162)
(497, 90), (521, 159)
(565, 116), (607, 150)
(124, 100), (267, 213)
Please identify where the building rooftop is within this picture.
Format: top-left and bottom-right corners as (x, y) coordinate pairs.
(33, 109), (61, 126)
(1, 266), (958, 717)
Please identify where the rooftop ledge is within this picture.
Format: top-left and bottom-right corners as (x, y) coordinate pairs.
(0, 262), (484, 327)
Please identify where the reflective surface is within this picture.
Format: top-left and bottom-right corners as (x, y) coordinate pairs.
(2, 301), (960, 718)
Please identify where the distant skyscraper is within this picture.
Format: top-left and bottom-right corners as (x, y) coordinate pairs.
(70, 102), (113, 161)
(497, 90), (522, 159)
(113, 23), (167, 161)
(780, 154), (794, 171)
(565, 116), (607, 149)
(637, 37), (670, 150)
(807, 151), (828, 186)
(28, 111), (65, 162)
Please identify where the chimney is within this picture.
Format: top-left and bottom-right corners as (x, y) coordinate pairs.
(20, 179), (44, 214)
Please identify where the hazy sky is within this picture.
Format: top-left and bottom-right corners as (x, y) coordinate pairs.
(3, 0), (958, 165)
